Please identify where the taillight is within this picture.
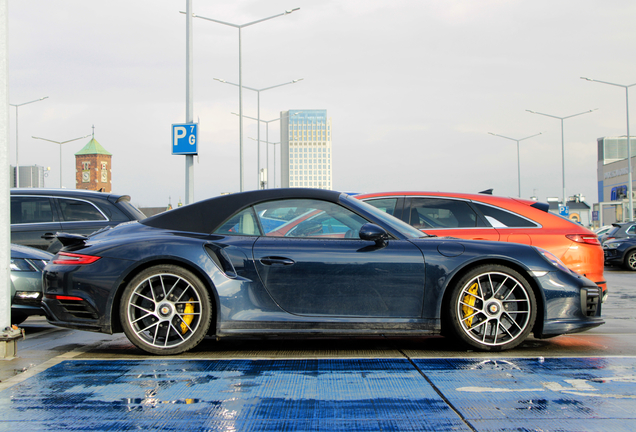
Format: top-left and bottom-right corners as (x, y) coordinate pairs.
(53, 252), (101, 265)
(45, 294), (84, 301)
(566, 234), (600, 246)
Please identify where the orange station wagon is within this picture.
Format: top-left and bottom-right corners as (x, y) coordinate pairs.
(357, 191), (606, 299)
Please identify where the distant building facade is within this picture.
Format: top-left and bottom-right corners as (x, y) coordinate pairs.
(10, 165), (47, 188)
(280, 109), (332, 189)
(75, 137), (112, 192)
(597, 136), (636, 203)
(596, 136), (636, 224)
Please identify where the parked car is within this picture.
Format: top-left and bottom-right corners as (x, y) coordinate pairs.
(603, 237), (636, 270)
(598, 222), (636, 245)
(357, 191), (606, 298)
(11, 188), (146, 253)
(594, 225), (613, 236)
(11, 244), (53, 325)
(42, 189), (603, 355)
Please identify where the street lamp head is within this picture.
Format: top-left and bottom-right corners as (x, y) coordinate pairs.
(285, 8), (300, 14)
(292, 78), (304, 83)
(213, 78), (227, 83)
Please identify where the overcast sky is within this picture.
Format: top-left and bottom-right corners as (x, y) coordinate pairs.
(8, 0), (636, 208)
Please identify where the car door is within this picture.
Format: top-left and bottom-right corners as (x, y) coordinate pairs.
(251, 198), (426, 318)
(406, 197), (500, 241)
(11, 196), (62, 250)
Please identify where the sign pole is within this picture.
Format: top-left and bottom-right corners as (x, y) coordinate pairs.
(185, 0), (194, 204)
(0, 0), (22, 357)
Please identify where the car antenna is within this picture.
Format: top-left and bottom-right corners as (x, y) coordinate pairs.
(479, 189), (493, 195)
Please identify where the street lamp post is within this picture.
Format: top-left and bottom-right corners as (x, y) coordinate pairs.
(488, 132), (541, 197)
(192, 8), (300, 192)
(32, 134), (90, 188)
(9, 96), (48, 187)
(215, 78), (303, 189)
(241, 116), (279, 188)
(526, 108), (597, 204)
(249, 137), (280, 188)
(233, 111), (300, 188)
(269, 141), (281, 188)
(581, 77), (636, 221)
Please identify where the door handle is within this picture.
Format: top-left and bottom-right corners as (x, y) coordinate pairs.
(260, 256), (295, 266)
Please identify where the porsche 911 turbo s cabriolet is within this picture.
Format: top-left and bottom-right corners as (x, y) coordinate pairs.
(42, 189), (603, 355)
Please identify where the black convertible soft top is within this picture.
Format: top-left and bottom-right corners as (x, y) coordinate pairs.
(141, 188), (343, 234)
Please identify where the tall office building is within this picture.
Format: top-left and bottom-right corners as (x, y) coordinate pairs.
(10, 165), (47, 188)
(280, 109), (332, 189)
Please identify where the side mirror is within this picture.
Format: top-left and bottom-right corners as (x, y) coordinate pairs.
(359, 223), (389, 245)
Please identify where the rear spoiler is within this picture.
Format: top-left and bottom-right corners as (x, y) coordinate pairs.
(48, 232), (89, 248)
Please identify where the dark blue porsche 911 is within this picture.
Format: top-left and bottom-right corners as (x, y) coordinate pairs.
(42, 189), (603, 355)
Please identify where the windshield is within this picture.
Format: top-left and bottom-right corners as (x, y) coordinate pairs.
(340, 194), (426, 239)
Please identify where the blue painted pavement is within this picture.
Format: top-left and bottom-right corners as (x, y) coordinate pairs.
(0, 357), (635, 431)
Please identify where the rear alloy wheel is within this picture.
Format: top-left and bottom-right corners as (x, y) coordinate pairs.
(120, 265), (212, 355)
(624, 251), (636, 271)
(448, 265), (536, 351)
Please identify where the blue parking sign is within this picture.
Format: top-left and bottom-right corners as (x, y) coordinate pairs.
(172, 123), (198, 155)
(558, 205), (569, 216)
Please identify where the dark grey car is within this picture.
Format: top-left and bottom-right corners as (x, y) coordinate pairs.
(11, 189), (146, 253)
(599, 221), (636, 244)
(11, 243), (53, 324)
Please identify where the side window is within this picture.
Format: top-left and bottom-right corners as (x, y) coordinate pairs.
(57, 199), (107, 222)
(474, 203), (537, 228)
(627, 225), (636, 235)
(363, 198), (398, 216)
(11, 196), (55, 224)
(409, 198), (479, 228)
(214, 208), (262, 236)
(254, 199), (367, 238)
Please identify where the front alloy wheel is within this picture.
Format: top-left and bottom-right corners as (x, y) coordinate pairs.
(448, 265), (536, 351)
(120, 265), (212, 355)
(624, 251), (636, 271)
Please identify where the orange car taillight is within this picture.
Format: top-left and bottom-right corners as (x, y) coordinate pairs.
(565, 234), (600, 246)
(53, 252), (101, 265)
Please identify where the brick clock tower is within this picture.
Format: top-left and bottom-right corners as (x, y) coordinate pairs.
(75, 134), (112, 192)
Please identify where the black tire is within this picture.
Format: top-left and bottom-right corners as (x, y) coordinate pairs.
(11, 312), (28, 326)
(446, 264), (536, 351)
(624, 251), (636, 271)
(120, 264), (212, 355)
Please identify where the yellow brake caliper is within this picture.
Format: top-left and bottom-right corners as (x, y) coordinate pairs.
(462, 283), (479, 328)
(180, 298), (195, 334)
